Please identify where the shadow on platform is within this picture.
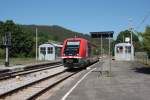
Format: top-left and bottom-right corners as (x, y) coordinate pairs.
(133, 67), (150, 74)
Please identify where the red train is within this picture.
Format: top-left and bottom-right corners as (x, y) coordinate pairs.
(61, 37), (98, 69)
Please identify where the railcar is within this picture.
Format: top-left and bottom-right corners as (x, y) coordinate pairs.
(61, 38), (98, 69)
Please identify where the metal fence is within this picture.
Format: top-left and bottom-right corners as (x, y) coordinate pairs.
(135, 52), (149, 65)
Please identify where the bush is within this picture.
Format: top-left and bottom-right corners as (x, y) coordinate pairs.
(0, 48), (4, 58)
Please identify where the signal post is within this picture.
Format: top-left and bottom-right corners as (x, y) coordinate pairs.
(3, 32), (11, 67)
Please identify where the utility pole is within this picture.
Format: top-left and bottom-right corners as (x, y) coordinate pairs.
(108, 34), (111, 76)
(36, 27), (38, 61)
(129, 18), (134, 60)
(129, 18), (133, 45)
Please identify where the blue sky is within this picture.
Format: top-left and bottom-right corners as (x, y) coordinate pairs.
(0, 0), (150, 38)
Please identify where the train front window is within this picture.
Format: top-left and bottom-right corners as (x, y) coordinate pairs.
(64, 41), (80, 56)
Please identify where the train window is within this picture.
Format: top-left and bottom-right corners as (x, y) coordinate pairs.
(40, 47), (46, 55)
(125, 46), (131, 53)
(116, 46), (123, 53)
(88, 44), (92, 56)
(48, 47), (53, 54)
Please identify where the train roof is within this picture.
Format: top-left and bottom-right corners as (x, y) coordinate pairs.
(64, 37), (97, 47)
(64, 37), (87, 41)
(39, 43), (63, 48)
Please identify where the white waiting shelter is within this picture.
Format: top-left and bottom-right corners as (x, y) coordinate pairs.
(115, 43), (134, 61)
(38, 43), (63, 61)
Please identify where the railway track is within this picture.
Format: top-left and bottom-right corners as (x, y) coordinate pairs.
(0, 62), (62, 81)
(0, 61), (98, 100)
(0, 69), (79, 100)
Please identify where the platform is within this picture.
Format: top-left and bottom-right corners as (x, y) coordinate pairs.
(0, 60), (61, 73)
(50, 59), (150, 100)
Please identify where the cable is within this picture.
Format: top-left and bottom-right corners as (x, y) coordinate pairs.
(136, 11), (150, 30)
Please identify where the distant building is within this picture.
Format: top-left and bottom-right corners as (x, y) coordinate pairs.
(115, 43), (134, 61)
(38, 43), (63, 61)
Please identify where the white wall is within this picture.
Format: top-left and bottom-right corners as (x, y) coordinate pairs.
(38, 44), (55, 61)
(115, 43), (134, 61)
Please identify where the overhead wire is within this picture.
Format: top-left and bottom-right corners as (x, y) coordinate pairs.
(135, 11), (150, 31)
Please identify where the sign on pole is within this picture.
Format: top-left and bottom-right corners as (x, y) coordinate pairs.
(90, 31), (114, 76)
(90, 31), (114, 38)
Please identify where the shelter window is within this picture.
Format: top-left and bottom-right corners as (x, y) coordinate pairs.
(125, 46), (131, 53)
(116, 46), (123, 53)
(48, 47), (53, 54)
(40, 47), (46, 55)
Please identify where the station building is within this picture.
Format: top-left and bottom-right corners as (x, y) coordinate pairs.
(38, 43), (63, 61)
(115, 43), (134, 61)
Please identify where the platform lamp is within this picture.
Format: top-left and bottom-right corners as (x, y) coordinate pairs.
(90, 31), (114, 76)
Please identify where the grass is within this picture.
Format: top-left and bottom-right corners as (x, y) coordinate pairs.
(0, 58), (57, 66)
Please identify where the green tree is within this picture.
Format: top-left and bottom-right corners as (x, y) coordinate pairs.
(116, 30), (141, 52)
(0, 20), (96, 58)
(142, 26), (150, 56)
(0, 20), (35, 57)
(116, 30), (139, 43)
(53, 35), (59, 41)
(0, 21), (5, 58)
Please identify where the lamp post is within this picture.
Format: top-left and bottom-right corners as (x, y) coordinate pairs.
(128, 18), (133, 45)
